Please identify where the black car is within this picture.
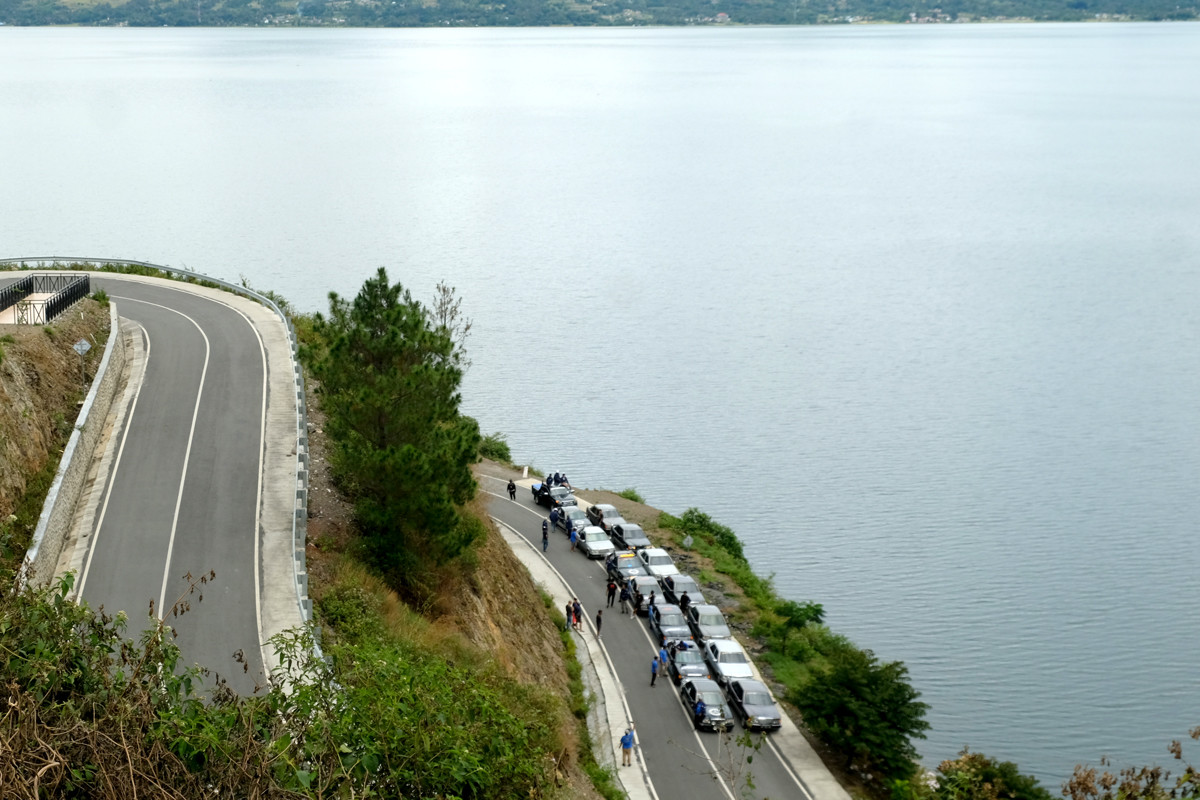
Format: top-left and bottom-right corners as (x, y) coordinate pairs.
(533, 483), (577, 510)
(606, 551), (647, 585)
(726, 679), (783, 732)
(662, 574), (707, 607)
(648, 603), (692, 645)
(555, 506), (588, 534)
(680, 678), (734, 732)
(667, 641), (710, 685)
(611, 523), (652, 550)
(585, 503), (625, 533)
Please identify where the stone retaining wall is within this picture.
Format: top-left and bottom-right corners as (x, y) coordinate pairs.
(23, 301), (125, 587)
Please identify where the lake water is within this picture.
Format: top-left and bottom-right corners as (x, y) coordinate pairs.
(2, 23), (1198, 785)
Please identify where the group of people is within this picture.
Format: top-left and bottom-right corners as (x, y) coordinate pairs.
(547, 471), (571, 489)
(565, 596), (603, 637)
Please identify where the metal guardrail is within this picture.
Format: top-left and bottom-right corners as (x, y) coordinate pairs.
(0, 257), (318, 656)
(0, 274), (34, 311)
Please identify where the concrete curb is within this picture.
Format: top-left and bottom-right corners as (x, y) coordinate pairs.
(492, 516), (659, 800)
(22, 299), (125, 588)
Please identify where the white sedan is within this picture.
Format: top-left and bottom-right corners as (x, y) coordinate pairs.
(578, 526), (616, 560)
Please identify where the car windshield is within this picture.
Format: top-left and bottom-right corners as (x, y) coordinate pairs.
(675, 650), (704, 664)
(719, 652), (748, 664)
(550, 487), (571, 498)
(567, 508), (586, 520)
(647, 555), (673, 566)
(622, 525), (644, 537)
(586, 532), (607, 542)
(699, 615), (725, 627)
(659, 613), (686, 626)
(672, 578), (698, 592)
(743, 692), (774, 706)
(700, 691), (724, 705)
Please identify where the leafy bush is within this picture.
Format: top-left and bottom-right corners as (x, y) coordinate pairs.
(789, 647), (929, 784)
(91, 288), (109, 306)
(0, 562), (563, 799)
(479, 431), (512, 462)
(936, 749), (1055, 800)
(617, 487), (644, 503)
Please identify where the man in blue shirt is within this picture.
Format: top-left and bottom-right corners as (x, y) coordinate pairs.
(620, 726), (635, 767)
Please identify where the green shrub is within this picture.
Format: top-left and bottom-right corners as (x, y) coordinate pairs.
(789, 647), (929, 784)
(617, 487), (644, 503)
(479, 431), (513, 462)
(91, 289), (109, 306)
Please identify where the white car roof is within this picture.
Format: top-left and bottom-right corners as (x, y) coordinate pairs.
(642, 547), (670, 557)
(709, 639), (745, 654)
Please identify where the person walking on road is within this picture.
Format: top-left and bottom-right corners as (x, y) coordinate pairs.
(619, 584), (631, 616)
(569, 527), (578, 552)
(507, 479), (516, 500)
(606, 579), (618, 608)
(650, 656), (660, 687)
(595, 609), (603, 639)
(620, 727), (635, 767)
(572, 599), (583, 633)
(542, 519), (550, 552)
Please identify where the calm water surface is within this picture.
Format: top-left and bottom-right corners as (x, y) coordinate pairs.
(3, 23), (1199, 785)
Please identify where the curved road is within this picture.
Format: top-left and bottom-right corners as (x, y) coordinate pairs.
(76, 277), (269, 695)
(485, 478), (825, 800)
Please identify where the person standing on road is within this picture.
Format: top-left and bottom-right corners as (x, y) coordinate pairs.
(542, 519), (550, 552)
(659, 645), (669, 670)
(620, 727), (635, 767)
(679, 591), (691, 614)
(647, 590), (656, 610)
(650, 656), (660, 687)
(573, 599), (583, 633)
(565, 601), (573, 629)
(569, 527), (578, 552)
(550, 507), (560, 530)
(595, 609), (603, 639)
(507, 479), (516, 500)
(606, 579), (618, 608)
(619, 584), (631, 616)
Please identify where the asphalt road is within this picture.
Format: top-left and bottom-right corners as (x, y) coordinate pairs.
(76, 277), (267, 694)
(484, 477), (816, 800)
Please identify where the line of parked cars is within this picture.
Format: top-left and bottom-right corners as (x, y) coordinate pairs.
(529, 482), (783, 733)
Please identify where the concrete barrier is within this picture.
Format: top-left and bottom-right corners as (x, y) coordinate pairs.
(23, 300), (125, 587)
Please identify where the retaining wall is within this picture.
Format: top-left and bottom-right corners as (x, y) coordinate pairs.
(23, 300), (125, 587)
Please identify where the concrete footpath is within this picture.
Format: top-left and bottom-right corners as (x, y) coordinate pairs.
(492, 517), (660, 800)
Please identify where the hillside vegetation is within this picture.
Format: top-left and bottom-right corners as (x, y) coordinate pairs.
(0, 270), (605, 799)
(0, 0), (1195, 26)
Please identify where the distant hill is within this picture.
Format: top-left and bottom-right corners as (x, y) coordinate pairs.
(0, 0), (1195, 27)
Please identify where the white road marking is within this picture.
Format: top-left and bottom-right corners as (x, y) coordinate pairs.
(77, 320), (151, 599)
(107, 296), (212, 620)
